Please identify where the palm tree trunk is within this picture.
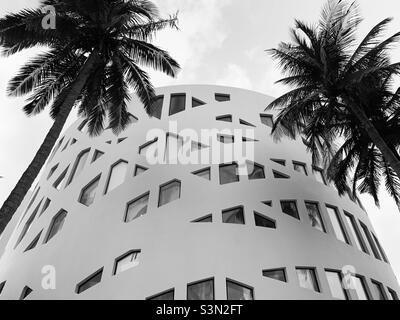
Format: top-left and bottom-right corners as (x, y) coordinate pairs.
(347, 100), (400, 179)
(0, 51), (101, 236)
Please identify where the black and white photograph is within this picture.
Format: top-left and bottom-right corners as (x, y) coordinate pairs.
(0, 0), (399, 314)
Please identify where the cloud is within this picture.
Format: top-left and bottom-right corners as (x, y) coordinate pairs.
(148, 0), (233, 85)
(216, 64), (252, 89)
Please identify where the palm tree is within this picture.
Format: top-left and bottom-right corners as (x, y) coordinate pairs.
(266, 0), (400, 207)
(326, 74), (400, 209)
(0, 0), (180, 235)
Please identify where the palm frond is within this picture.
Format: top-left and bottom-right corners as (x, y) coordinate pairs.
(267, 46), (321, 77)
(346, 18), (393, 71)
(79, 63), (107, 136)
(0, 8), (82, 56)
(117, 50), (155, 113)
(357, 147), (382, 206)
(121, 38), (180, 77)
(347, 31), (400, 75)
(265, 85), (318, 110)
(7, 45), (80, 97)
(104, 55), (133, 135)
(382, 158), (400, 210)
(123, 13), (179, 41)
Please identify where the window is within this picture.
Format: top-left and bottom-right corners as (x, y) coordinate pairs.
(113, 250), (140, 275)
(344, 212), (367, 253)
(61, 139), (70, 151)
(78, 120), (87, 132)
(254, 212), (276, 229)
(165, 134), (184, 163)
(359, 222), (381, 260)
(128, 113), (138, 124)
(15, 200), (41, 248)
(271, 159), (285, 166)
(169, 93), (186, 115)
(76, 268), (103, 294)
(192, 168), (211, 180)
(219, 163), (239, 185)
(242, 136), (258, 142)
(92, 150), (104, 162)
(19, 286), (32, 300)
(39, 198), (51, 217)
(388, 288), (399, 300)
(192, 215), (213, 223)
(125, 193), (149, 223)
(105, 160), (128, 194)
(226, 279), (254, 300)
(49, 137), (64, 161)
(312, 167), (326, 185)
(293, 162), (308, 175)
(218, 134), (234, 144)
(147, 289), (175, 300)
(19, 187), (41, 225)
(351, 275), (369, 300)
(79, 175), (101, 207)
(222, 207), (245, 225)
(260, 114), (273, 128)
(47, 163), (59, 180)
(247, 162), (265, 180)
(191, 141), (208, 152)
(192, 97), (205, 108)
(371, 280), (387, 300)
(158, 180), (181, 207)
(24, 231), (42, 252)
(239, 119), (255, 127)
(67, 149), (90, 185)
(139, 138), (158, 158)
(280, 201), (300, 220)
(150, 95), (163, 119)
(262, 269), (286, 282)
(134, 165), (148, 176)
(325, 270), (348, 300)
(273, 170), (290, 179)
(372, 233), (389, 263)
(305, 202), (326, 232)
(216, 115), (232, 122)
(262, 200), (272, 207)
(296, 268), (320, 292)
(53, 167), (69, 190)
(326, 206), (349, 244)
(0, 281), (5, 295)
(187, 278), (214, 300)
(215, 93), (230, 102)
(44, 210), (67, 244)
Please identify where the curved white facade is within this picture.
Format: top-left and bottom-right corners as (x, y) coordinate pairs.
(0, 85), (398, 300)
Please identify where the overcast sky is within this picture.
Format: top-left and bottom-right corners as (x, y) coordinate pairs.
(0, 0), (399, 280)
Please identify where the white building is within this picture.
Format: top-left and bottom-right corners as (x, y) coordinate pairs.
(0, 85), (398, 300)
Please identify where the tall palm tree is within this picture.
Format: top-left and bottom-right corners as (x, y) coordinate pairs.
(326, 74), (400, 209)
(266, 0), (400, 206)
(0, 0), (180, 235)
